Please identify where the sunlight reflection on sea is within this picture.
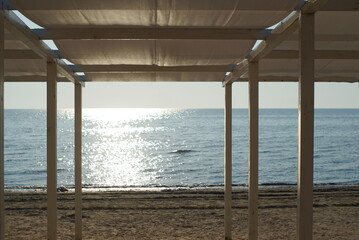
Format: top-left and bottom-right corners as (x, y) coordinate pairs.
(4, 108), (359, 188)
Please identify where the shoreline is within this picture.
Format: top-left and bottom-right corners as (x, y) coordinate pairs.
(4, 186), (359, 239)
(4, 181), (359, 192)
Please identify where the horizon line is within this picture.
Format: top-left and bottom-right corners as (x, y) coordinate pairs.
(4, 107), (359, 110)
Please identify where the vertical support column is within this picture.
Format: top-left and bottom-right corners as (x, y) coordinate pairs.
(297, 11), (315, 240)
(248, 61), (259, 240)
(74, 83), (82, 240)
(47, 60), (57, 240)
(0, 10), (5, 240)
(224, 83), (232, 240)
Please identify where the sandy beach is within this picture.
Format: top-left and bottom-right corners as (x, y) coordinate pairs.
(4, 186), (359, 239)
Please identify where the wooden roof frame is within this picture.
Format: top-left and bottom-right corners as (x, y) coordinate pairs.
(2, 7), (84, 85)
(0, 0), (358, 84)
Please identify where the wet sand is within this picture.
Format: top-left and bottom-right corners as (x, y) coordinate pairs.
(4, 186), (359, 239)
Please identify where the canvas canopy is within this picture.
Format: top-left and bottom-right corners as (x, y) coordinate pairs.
(2, 0), (358, 83)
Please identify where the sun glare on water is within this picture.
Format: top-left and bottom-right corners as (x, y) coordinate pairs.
(81, 108), (184, 187)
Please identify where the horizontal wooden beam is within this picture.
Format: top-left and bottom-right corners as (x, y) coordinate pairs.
(320, 0), (359, 11)
(235, 76), (359, 83)
(265, 50), (299, 59)
(3, 9), (84, 84)
(4, 49), (42, 59)
(288, 34), (359, 42)
(83, 74), (358, 83)
(37, 28), (358, 42)
(33, 28), (271, 40)
(7, 74), (356, 83)
(266, 50), (359, 59)
(18, 49), (359, 61)
(4, 75), (69, 82)
(70, 65), (232, 73)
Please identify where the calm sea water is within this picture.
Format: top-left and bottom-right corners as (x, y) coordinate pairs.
(4, 109), (359, 189)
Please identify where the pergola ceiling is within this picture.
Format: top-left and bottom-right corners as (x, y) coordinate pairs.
(2, 0), (359, 83)
(9, 0), (299, 28)
(261, 10), (359, 81)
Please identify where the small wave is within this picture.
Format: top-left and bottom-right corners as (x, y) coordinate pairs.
(258, 181), (359, 187)
(5, 185), (47, 191)
(170, 149), (193, 154)
(260, 150), (272, 154)
(316, 148), (336, 152)
(11, 168), (68, 175)
(260, 182), (297, 187)
(314, 181), (359, 187)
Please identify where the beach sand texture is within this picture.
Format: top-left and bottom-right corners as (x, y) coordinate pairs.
(4, 186), (359, 239)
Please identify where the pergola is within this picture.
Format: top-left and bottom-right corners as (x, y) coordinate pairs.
(0, 0), (358, 239)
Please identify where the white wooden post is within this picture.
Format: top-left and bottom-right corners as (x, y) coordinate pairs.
(75, 83), (82, 240)
(297, 11), (315, 240)
(248, 61), (259, 240)
(0, 10), (5, 240)
(47, 60), (57, 240)
(224, 83), (232, 240)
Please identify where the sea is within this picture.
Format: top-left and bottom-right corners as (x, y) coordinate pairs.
(4, 108), (359, 190)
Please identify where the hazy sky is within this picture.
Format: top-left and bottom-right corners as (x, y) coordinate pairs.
(4, 81), (359, 109)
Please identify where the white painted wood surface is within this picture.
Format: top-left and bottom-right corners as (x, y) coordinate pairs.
(224, 83), (232, 240)
(47, 60), (58, 240)
(222, 60), (248, 86)
(75, 83), (82, 240)
(248, 61), (259, 240)
(3, 10), (83, 84)
(0, 10), (5, 240)
(223, 11), (299, 86)
(248, 11), (299, 62)
(297, 11), (315, 240)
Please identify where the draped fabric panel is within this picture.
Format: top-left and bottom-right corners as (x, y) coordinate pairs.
(5, 0), (359, 82)
(8, 0), (298, 82)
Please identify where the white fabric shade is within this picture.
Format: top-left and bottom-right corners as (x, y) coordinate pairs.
(56, 39), (254, 66)
(6, 0), (300, 82)
(3, 0), (358, 83)
(85, 72), (226, 82)
(12, 0), (298, 28)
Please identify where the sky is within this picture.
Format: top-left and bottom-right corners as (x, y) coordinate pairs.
(4, 12), (359, 109)
(5, 81), (359, 109)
